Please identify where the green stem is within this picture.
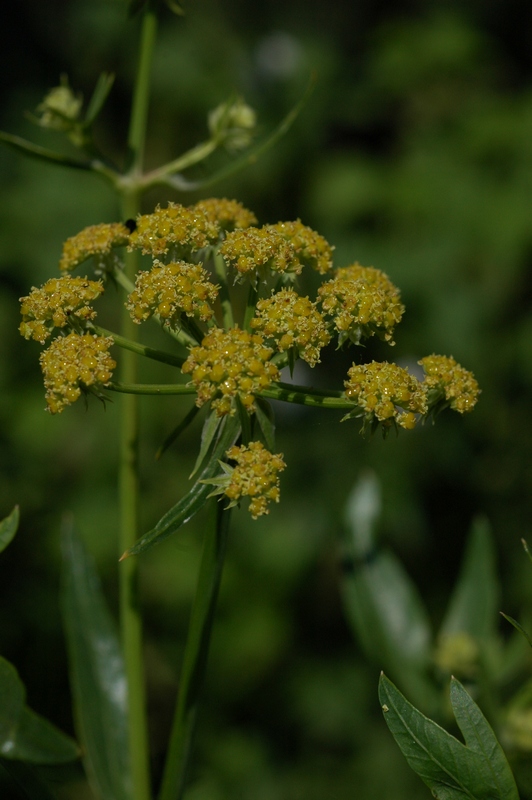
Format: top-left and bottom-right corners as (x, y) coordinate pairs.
(158, 503), (231, 800)
(213, 252), (234, 329)
(242, 282), (258, 332)
(109, 382), (196, 396)
(117, 9), (158, 800)
(94, 326), (185, 368)
(259, 382), (350, 409)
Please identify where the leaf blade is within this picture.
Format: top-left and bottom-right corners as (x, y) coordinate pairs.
(0, 506), (20, 554)
(61, 524), (132, 800)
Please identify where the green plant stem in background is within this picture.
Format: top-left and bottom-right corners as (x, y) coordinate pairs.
(118, 9), (159, 800)
(159, 503), (231, 800)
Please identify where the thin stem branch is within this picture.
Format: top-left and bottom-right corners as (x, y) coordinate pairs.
(108, 382), (196, 396)
(158, 503), (231, 800)
(213, 252), (234, 329)
(93, 325), (185, 368)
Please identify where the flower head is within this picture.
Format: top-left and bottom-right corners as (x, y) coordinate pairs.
(40, 333), (116, 414)
(420, 354), (480, 414)
(206, 441), (286, 518)
(208, 97), (256, 152)
(318, 263), (404, 346)
(250, 288), (331, 366)
(127, 260), (218, 326)
(181, 327), (279, 416)
(270, 220), (334, 275)
(129, 202), (219, 257)
(192, 198), (257, 231)
(19, 276), (104, 343)
(60, 223), (130, 273)
(218, 225), (302, 279)
(344, 360), (427, 430)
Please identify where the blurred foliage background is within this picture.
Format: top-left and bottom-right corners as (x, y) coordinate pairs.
(1, 0), (532, 797)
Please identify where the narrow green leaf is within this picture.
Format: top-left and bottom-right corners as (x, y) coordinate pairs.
(0, 759), (59, 800)
(61, 524), (132, 800)
(189, 409), (221, 478)
(342, 475), (434, 708)
(450, 678), (519, 800)
(124, 414), (240, 558)
(0, 658), (25, 748)
(439, 516), (498, 641)
(379, 674), (500, 800)
(156, 404), (201, 461)
(0, 506), (19, 554)
(84, 72), (115, 127)
(500, 612), (532, 648)
(0, 132), (91, 170)
(2, 708), (79, 764)
(235, 395), (251, 446)
(254, 397), (276, 452)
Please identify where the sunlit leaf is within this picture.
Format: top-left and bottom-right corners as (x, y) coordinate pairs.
(0, 506), (19, 554)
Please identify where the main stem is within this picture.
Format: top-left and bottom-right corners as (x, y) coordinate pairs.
(118, 9), (158, 800)
(158, 503), (231, 800)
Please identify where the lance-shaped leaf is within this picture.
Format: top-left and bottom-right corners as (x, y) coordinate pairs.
(156, 404), (201, 461)
(379, 673), (515, 800)
(62, 524), (132, 800)
(0, 506), (19, 554)
(342, 474), (435, 710)
(254, 397), (276, 452)
(0, 657), (79, 764)
(84, 72), (115, 128)
(439, 516), (498, 642)
(122, 413), (240, 558)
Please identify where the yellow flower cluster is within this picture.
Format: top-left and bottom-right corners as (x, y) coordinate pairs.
(60, 223), (131, 272)
(127, 260), (219, 326)
(181, 327), (279, 416)
(224, 442), (286, 518)
(250, 288), (331, 367)
(271, 220), (334, 275)
(39, 333), (116, 414)
(318, 263), (404, 345)
(192, 198), (257, 231)
(344, 361), (427, 429)
(419, 354), (480, 413)
(19, 276), (104, 343)
(128, 202), (219, 257)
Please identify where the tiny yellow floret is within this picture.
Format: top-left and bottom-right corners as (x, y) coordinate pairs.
(192, 198), (257, 231)
(129, 202), (219, 257)
(270, 220), (334, 275)
(219, 225), (301, 278)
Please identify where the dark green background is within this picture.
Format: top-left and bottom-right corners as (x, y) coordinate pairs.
(1, 1), (532, 797)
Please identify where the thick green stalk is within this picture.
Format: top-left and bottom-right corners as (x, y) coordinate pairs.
(158, 503), (231, 800)
(118, 9), (158, 800)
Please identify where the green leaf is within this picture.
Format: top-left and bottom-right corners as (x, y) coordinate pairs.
(189, 409), (221, 478)
(235, 395), (251, 446)
(61, 524), (132, 800)
(500, 612), (532, 648)
(342, 474), (435, 709)
(254, 397), (276, 452)
(379, 674), (503, 800)
(0, 506), (19, 554)
(156, 404), (201, 461)
(0, 658), (25, 748)
(124, 414), (240, 558)
(439, 516), (498, 641)
(84, 73), (115, 127)
(450, 678), (519, 800)
(2, 708), (79, 764)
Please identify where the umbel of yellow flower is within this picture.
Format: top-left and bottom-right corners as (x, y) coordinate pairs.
(127, 260), (219, 326)
(40, 333), (116, 414)
(19, 276), (104, 343)
(60, 223), (131, 272)
(128, 202), (219, 257)
(420, 354), (480, 414)
(251, 288), (331, 367)
(344, 361), (428, 431)
(182, 327), (279, 416)
(318, 263), (404, 346)
(203, 441), (286, 518)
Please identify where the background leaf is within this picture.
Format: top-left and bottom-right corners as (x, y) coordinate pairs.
(0, 506), (19, 554)
(61, 523), (132, 800)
